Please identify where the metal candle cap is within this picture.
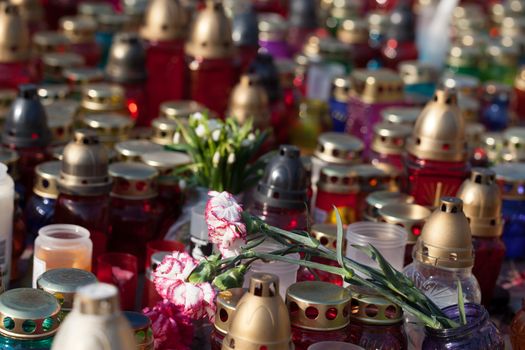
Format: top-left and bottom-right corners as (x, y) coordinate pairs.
(109, 161), (159, 199)
(2, 84), (52, 149)
(141, 150), (191, 177)
(504, 127), (525, 162)
(115, 140), (163, 162)
(381, 107), (421, 126)
(289, 0), (318, 29)
(254, 145), (308, 210)
(457, 168), (503, 238)
(258, 13), (288, 41)
(123, 311), (154, 350)
(82, 113), (134, 145)
(106, 32), (147, 84)
(0, 288), (61, 339)
(140, 0), (186, 41)
(398, 60), (437, 85)
(414, 197), (474, 269)
(311, 223), (346, 252)
(458, 96), (480, 123)
(42, 52), (85, 82)
(364, 191), (414, 221)
(371, 123), (411, 155)
(386, 3), (415, 41)
(222, 273), (292, 350)
(38, 84), (71, 105)
(349, 285), (403, 325)
(286, 281), (351, 331)
(213, 288), (246, 335)
(248, 52), (281, 103)
(228, 74), (270, 129)
(185, 1), (234, 59)
(97, 13), (133, 34)
(151, 118), (180, 146)
(81, 83), (126, 113)
(0, 3), (30, 63)
(492, 163), (525, 200)
(58, 130), (112, 196)
(232, 5), (259, 47)
(63, 67), (105, 92)
(60, 16), (97, 43)
(406, 89), (467, 162)
(159, 100), (205, 120)
(350, 69), (404, 103)
(314, 132), (363, 164)
(337, 18), (368, 44)
(77, 2), (113, 18)
(37, 268), (98, 311)
(378, 203), (431, 244)
(73, 283), (120, 315)
(330, 76), (351, 102)
(32, 31), (70, 56)
(441, 73), (480, 99)
(33, 160), (61, 199)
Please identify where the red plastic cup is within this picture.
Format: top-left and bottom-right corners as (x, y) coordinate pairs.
(145, 240), (185, 270)
(97, 253), (138, 311)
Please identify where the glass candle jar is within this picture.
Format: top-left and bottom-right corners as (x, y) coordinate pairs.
(33, 224), (92, 287)
(422, 304), (504, 350)
(210, 288), (245, 350)
(24, 161), (60, 242)
(274, 59), (301, 144)
(346, 69), (406, 155)
(107, 162), (164, 271)
(348, 285), (407, 350)
(0, 288), (61, 349)
(378, 203), (431, 266)
(59, 16), (101, 67)
(258, 13), (292, 59)
(123, 311), (154, 350)
(337, 18), (374, 69)
(36, 268), (97, 313)
(286, 281), (351, 350)
(493, 163), (525, 259)
(481, 82), (513, 131)
(329, 76), (351, 132)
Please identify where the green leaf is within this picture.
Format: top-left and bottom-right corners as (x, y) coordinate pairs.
(457, 278), (466, 326)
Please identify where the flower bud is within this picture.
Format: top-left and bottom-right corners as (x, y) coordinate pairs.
(212, 151), (221, 166)
(227, 152), (236, 164)
(212, 129), (221, 141)
(213, 265), (248, 291)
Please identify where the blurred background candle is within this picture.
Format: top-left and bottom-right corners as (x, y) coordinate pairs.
(96, 252), (138, 311)
(0, 163), (14, 288)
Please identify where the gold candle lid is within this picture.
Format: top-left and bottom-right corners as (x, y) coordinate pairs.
(398, 60), (437, 85)
(97, 13), (133, 33)
(406, 89), (467, 162)
(314, 132), (363, 165)
(465, 122), (485, 149)
(492, 163), (525, 200)
(36, 268), (98, 310)
(151, 118), (180, 146)
(349, 285), (403, 325)
(330, 76), (351, 102)
(0, 288), (61, 340)
(82, 113), (134, 145)
(58, 130), (112, 196)
(441, 73), (480, 99)
(318, 165), (358, 194)
(141, 150), (191, 177)
(115, 140), (163, 162)
(414, 197), (474, 269)
(32, 31), (70, 56)
(81, 83), (127, 113)
(337, 18), (368, 45)
(228, 74), (270, 129)
(458, 95), (479, 123)
(60, 16), (97, 43)
(222, 273), (292, 350)
(213, 288), (246, 335)
(504, 127), (525, 162)
(63, 67), (105, 90)
(109, 161), (159, 199)
(258, 13), (288, 41)
(311, 223), (346, 252)
(378, 203), (431, 243)
(446, 45), (482, 68)
(350, 69), (404, 104)
(381, 106), (421, 125)
(371, 122), (411, 155)
(185, 1), (234, 59)
(78, 2), (113, 18)
(0, 147), (19, 180)
(364, 191), (414, 221)
(42, 52), (85, 82)
(0, 3), (30, 63)
(140, 0), (186, 41)
(33, 160), (61, 199)
(47, 112), (74, 146)
(352, 164), (390, 193)
(457, 168), (503, 238)
(160, 100), (205, 120)
(38, 84), (71, 105)
(286, 281), (351, 331)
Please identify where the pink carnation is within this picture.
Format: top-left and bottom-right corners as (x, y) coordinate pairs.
(143, 300), (194, 350)
(153, 252), (216, 320)
(205, 191), (247, 257)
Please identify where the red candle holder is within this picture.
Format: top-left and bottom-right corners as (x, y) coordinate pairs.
(97, 252), (138, 311)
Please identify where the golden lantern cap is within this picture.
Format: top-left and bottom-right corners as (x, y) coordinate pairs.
(286, 281), (351, 331)
(42, 52), (85, 82)
(141, 150), (191, 177)
(458, 95), (479, 123)
(185, 1), (234, 59)
(330, 76), (351, 102)
(314, 132), (363, 164)
(406, 89), (467, 162)
(60, 16), (96, 43)
(457, 168), (503, 238)
(228, 74), (270, 129)
(381, 106), (421, 125)
(464, 122), (485, 149)
(0, 3), (30, 62)
(82, 113), (134, 145)
(349, 285), (403, 325)
(378, 203), (431, 244)
(258, 13), (288, 41)
(318, 165), (358, 194)
(504, 127), (525, 162)
(37, 84), (71, 104)
(483, 81), (511, 102)
(414, 197), (474, 269)
(492, 163), (525, 200)
(337, 18), (368, 44)
(371, 122), (411, 155)
(222, 273), (293, 350)
(311, 223), (346, 252)
(141, 0), (186, 41)
(109, 161), (159, 199)
(364, 191), (414, 221)
(350, 69), (404, 104)
(213, 288), (245, 335)
(160, 100), (205, 120)
(441, 73), (480, 98)
(115, 139), (163, 162)
(80, 83), (126, 112)
(33, 160), (61, 199)
(151, 118), (180, 146)
(398, 60), (437, 85)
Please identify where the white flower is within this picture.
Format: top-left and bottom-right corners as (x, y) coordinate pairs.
(172, 131), (181, 144)
(208, 118), (223, 131)
(211, 129), (221, 141)
(190, 112), (204, 122)
(248, 133), (256, 141)
(227, 153), (236, 164)
(195, 124), (206, 138)
(212, 151), (220, 166)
